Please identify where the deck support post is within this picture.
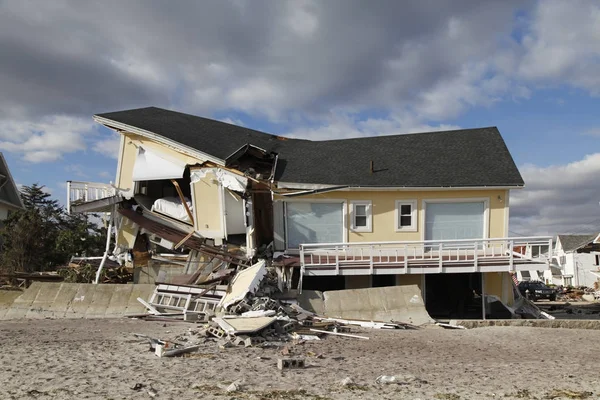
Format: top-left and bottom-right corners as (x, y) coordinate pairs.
(481, 273), (486, 320)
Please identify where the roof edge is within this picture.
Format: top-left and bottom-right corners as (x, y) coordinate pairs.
(93, 115), (226, 166)
(0, 153), (24, 209)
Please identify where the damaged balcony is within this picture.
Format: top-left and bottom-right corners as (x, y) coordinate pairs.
(67, 180), (116, 214)
(294, 236), (553, 277)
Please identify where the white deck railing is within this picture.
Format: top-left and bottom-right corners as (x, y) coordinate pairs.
(299, 236), (553, 276)
(66, 180), (115, 213)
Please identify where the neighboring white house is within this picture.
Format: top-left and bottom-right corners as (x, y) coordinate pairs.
(546, 234), (600, 288)
(0, 153), (24, 222)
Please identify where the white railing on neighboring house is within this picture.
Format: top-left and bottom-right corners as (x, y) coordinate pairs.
(67, 180), (115, 213)
(298, 236), (553, 277)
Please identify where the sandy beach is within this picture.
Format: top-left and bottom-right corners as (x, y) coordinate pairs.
(0, 318), (598, 399)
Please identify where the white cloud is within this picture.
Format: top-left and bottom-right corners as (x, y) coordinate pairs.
(286, 111), (460, 141)
(92, 132), (121, 159)
(510, 153), (600, 236)
(64, 164), (88, 178)
(0, 116), (92, 163)
(518, 0), (600, 93)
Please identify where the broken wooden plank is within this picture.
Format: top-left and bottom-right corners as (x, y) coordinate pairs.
(309, 328), (369, 340)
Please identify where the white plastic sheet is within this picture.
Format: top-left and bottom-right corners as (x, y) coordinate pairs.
(132, 147), (187, 181)
(190, 168), (248, 192)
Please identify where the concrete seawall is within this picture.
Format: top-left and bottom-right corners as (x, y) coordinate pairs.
(0, 282), (155, 320)
(452, 319), (600, 330)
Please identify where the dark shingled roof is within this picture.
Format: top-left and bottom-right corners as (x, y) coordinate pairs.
(557, 234), (599, 253)
(96, 107), (524, 187)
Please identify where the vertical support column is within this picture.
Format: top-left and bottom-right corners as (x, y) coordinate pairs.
(369, 245), (374, 274)
(481, 273), (486, 320)
(95, 205), (115, 284)
(335, 245), (340, 275)
(298, 245), (305, 294)
(66, 181), (72, 214)
(438, 243), (443, 273)
(509, 240), (514, 271)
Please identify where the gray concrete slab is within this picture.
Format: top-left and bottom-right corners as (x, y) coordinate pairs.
(0, 290), (23, 319)
(68, 284), (95, 317)
(125, 284), (155, 315)
(50, 283), (82, 318)
(26, 282), (63, 319)
(3, 282), (42, 319)
(322, 284), (434, 326)
(104, 284), (133, 317)
(85, 284), (115, 318)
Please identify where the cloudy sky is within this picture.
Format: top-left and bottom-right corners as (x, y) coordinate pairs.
(0, 0), (599, 236)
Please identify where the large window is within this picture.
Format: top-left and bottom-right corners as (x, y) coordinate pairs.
(395, 200), (417, 231)
(424, 201), (485, 241)
(350, 201), (372, 232)
(285, 202), (344, 249)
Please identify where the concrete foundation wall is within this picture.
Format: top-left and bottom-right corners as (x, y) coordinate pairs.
(0, 282), (155, 320)
(322, 284), (434, 326)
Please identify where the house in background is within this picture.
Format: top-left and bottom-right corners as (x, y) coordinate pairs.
(68, 107), (552, 319)
(547, 234), (600, 287)
(0, 153), (24, 221)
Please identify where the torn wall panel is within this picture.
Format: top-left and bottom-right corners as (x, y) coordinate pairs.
(191, 170), (224, 239)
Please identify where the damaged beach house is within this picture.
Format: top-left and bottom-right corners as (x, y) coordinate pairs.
(67, 106), (552, 322)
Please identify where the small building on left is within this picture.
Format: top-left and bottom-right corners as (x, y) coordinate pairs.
(0, 153), (25, 221)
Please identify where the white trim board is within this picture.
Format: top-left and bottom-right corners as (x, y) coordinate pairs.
(94, 116), (225, 166)
(421, 197), (490, 242)
(276, 182), (523, 191)
(394, 199), (417, 232)
(349, 200), (372, 233)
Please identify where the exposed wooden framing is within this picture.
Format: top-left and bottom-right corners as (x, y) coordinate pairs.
(170, 179), (194, 224)
(174, 230), (196, 249)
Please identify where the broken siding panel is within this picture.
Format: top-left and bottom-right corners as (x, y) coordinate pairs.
(116, 133), (203, 198)
(192, 170), (223, 238)
(280, 189), (508, 243)
(116, 215), (139, 249)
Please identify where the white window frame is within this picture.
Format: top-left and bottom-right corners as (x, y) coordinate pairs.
(395, 200), (417, 232)
(350, 200), (372, 232)
(283, 199), (347, 250)
(421, 197), (489, 241)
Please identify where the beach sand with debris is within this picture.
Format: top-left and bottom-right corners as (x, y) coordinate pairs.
(0, 318), (598, 399)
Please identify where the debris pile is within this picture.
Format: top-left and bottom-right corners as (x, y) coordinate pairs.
(133, 259), (419, 358)
(58, 257), (131, 283)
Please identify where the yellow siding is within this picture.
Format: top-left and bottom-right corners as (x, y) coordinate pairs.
(192, 170), (223, 237)
(484, 272), (515, 305)
(279, 189), (508, 242)
(116, 216), (138, 249)
(115, 132), (203, 195)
